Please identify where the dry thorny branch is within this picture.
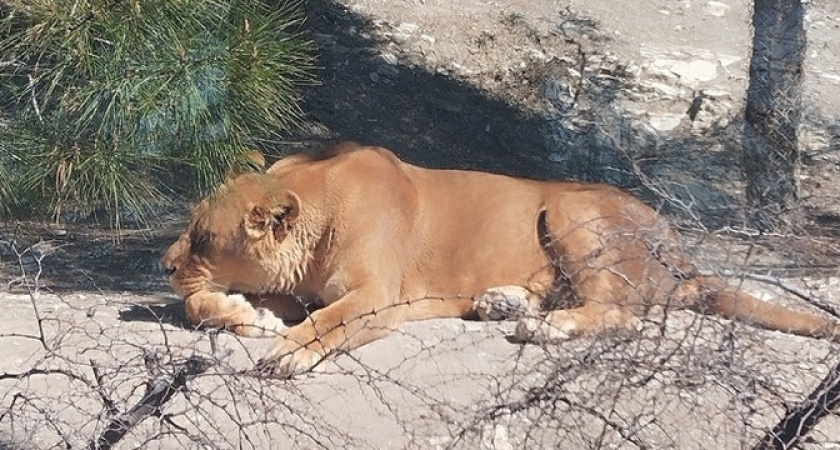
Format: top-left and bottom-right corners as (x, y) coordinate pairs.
(1, 231), (840, 449)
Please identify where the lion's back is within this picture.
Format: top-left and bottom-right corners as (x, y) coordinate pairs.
(267, 142), (403, 176)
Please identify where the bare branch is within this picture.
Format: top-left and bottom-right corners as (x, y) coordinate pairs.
(753, 359), (840, 450)
(87, 354), (215, 450)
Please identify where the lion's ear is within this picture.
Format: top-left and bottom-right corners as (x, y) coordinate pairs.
(244, 205), (273, 239)
(243, 191), (300, 240)
(268, 191), (300, 240)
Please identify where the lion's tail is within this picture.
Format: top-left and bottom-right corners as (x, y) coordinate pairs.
(696, 276), (839, 340)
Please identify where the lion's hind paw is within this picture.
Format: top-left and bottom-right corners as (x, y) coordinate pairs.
(474, 285), (537, 321)
(513, 314), (576, 343)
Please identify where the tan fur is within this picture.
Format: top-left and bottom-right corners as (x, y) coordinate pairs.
(162, 142), (839, 376)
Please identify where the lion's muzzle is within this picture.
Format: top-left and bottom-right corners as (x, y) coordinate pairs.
(161, 234), (191, 277)
(158, 258), (177, 276)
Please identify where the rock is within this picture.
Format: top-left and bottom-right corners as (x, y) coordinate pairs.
(480, 424), (514, 450)
(394, 22), (420, 35)
(420, 34), (436, 44)
(463, 321), (484, 332)
(704, 1), (730, 17)
(377, 52), (399, 66)
(376, 64), (399, 77)
(820, 72), (840, 83)
(670, 60), (717, 84)
(646, 59), (683, 83)
(48, 228), (68, 237)
(389, 33), (412, 43)
(385, 24), (418, 43)
(718, 54), (741, 68)
(800, 128), (831, 152)
(699, 88), (731, 99)
(528, 48), (547, 62)
(680, 47), (716, 59)
(622, 62), (642, 78)
(371, 19), (387, 27)
(450, 62), (470, 74)
(820, 444), (840, 450)
(647, 113), (684, 131)
(540, 75), (576, 112)
(429, 436), (450, 448)
(643, 81), (685, 97)
(556, 15), (600, 40)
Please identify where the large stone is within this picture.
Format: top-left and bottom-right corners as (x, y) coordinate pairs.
(394, 22), (420, 35)
(670, 60), (718, 84)
(705, 1), (731, 17)
(647, 112), (685, 131)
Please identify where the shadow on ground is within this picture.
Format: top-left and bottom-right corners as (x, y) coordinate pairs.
(1, 223), (178, 293)
(118, 301), (188, 329)
(284, 0), (550, 177)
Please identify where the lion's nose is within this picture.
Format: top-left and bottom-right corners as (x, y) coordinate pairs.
(158, 258), (176, 276)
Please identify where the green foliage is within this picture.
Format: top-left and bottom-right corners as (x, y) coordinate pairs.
(0, 0), (314, 229)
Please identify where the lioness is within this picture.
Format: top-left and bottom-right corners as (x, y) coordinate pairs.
(162, 142), (839, 377)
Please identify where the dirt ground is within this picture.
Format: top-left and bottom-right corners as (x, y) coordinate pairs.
(2, 0), (840, 449)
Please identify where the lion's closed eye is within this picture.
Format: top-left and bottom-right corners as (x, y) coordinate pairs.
(189, 229), (214, 256)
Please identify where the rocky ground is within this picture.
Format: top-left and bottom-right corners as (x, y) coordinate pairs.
(2, 0), (840, 449)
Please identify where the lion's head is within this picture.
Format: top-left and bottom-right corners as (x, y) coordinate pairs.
(161, 172), (318, 302)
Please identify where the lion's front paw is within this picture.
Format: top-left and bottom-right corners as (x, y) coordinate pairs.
(255, 339), (325, 378)
(194, 293), (288, 338)
(231, 305), (288, 338)
(514, 313), (577, 343)
(474, 285), (536, 321)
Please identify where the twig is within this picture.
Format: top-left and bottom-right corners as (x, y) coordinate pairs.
(0, 367), (89, 383)
(13, 243), (49, 349)
(91, 360), (120, 417)
(87, 333), (222, 450)
(753, 358), (840, 450)
(27, 74), (43, 122)
(87, 354), (214, 450)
